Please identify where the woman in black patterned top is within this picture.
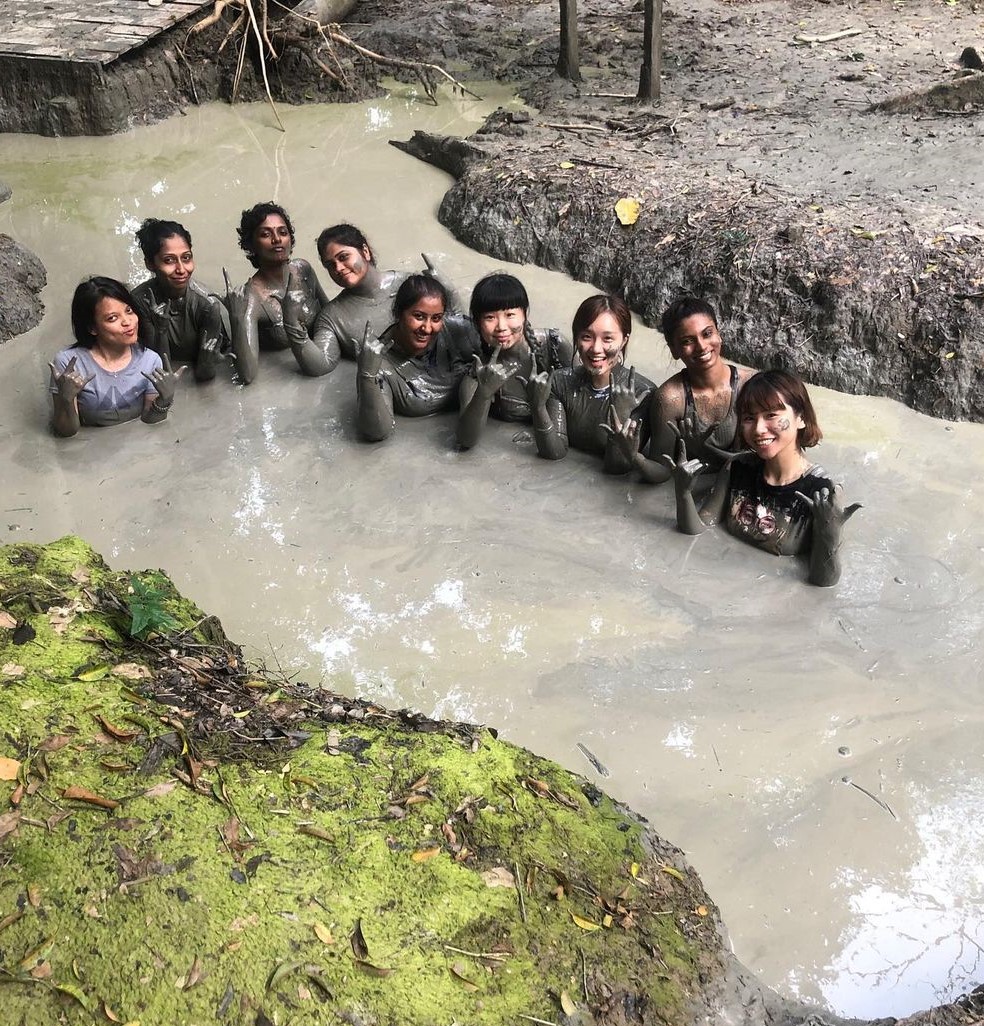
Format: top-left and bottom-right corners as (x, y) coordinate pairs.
(664, 369), (861, 586)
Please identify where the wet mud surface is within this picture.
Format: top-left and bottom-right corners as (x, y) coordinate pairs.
(1, 93), (984, 1022)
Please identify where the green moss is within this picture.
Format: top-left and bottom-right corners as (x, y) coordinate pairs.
(0, 538), (720, 1025)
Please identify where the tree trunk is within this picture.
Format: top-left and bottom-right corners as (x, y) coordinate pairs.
(637, 0), (662, 100)
(557, 0), (580, 83)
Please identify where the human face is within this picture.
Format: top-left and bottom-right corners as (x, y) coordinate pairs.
(321, 241), (371, 289)
(669, 313), (722, 372)
(92, 297), (139, 348)
(253, 215), (292, 266)
(478, 308), (526, 350)
(396, 294), (445, 356)
(576, 311), (627, 384)
(740, 397), (805, 462)
(149, 235), (194, 297)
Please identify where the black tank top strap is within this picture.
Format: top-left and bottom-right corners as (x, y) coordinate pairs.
(682, 370), (696, 418)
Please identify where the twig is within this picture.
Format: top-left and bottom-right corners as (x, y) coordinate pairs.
(518, 1017), (559, 1026)
(514, 861), (527, 923)
(844, 778), (897, 820)
(580, 947), (588, 999)
(243, 0), (285, 130)
(442, 945), (508, 961)
(545, 122), (608, 133)
(793, 27), (865, 45)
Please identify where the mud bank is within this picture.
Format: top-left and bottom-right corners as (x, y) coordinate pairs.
(0, 181), (45, 342)
(0, 536), (826, 1026)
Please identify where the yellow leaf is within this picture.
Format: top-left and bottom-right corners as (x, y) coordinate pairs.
(313, 923), (334, 945)
(696, 905), (709, 917)
(560, 990), (577, 1015)
(602, 913), (613, 928)
(570, 912), (601, 932)
(411, 847), (441, 863)
(77, 664), (110, 682)
(0, 757), (20, 781)
(559, 161), (575, 169)
(943, 352), (955, 359)
(629, 862), (640, 878)
(660, 864), (685, 881)
(614, 197), (642, 226)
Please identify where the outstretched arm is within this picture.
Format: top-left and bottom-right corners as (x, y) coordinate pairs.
(141, 354), (185, 424)
(49, 355), (93, 438)
(797, 486), (863, 587)
(310, 306), (343, 374)
(282, 270), (332, 377)
(528, 372), (568, 460)
(194, 296), (225, 383)
(356, 330), (396, 442)
(456, 346), (517, 450)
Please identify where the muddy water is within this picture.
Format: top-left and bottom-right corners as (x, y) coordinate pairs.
(2, 90), (983, 1020)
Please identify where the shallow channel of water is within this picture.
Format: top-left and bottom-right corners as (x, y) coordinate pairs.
(1, 87), (983, 1020)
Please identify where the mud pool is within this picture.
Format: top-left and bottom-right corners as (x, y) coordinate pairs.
(1, 88), (982, 1020)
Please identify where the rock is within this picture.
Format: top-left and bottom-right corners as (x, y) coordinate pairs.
(0, 232), (47, 343)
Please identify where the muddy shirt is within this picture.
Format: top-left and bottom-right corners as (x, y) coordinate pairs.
(49, 346), (161, 427)
(683, 363), (741, 451)
(541, 364), (655, 456)
(377, 315), (480, 417)
(313, 270), (409, 368)
(485, 328), (573, 423)
(132, 278), (227, 363)
(725, 458), (832, 556)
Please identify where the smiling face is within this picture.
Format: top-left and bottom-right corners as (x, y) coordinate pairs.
(740, 396), (805, 462)
(669, 312), (722, 373)
(149, 234), (194, 297)
(576, 311), (627, 384)
(253, 215), (292, 266)
(396, 294), (445, 356)
(92, 297), (139, 348)
(478, 308), (526, 351)
(321, 240), (372, 289)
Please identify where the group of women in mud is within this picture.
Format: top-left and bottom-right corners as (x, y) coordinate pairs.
(48, 201), (860, 587)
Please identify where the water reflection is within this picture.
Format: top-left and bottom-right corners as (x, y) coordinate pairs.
(1, 90), (983, 1018)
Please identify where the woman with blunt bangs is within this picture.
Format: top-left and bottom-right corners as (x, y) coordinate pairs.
(132, 217), (228, 383)
(528, 294), (653, 472)
(312, 223), (461, 374)
(227, 201), (329, 384)
(664, 369), (861, 586)
(456, 272), (573, 450)
(49, 276), (183, 436)
(356, 275), (479, 442)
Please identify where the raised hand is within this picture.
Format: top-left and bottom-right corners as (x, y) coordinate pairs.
(608, 365), (640, 423)
(358, 334), (391, 378)
(474, 345), (517, 399)
(281, 269), (315, 333)
(526, 370), (553, 410)
(795, 486), (862, 544)
(224, 272), (250, 325)
(657, 435), (704, 493)
(600, 407), (642, 464)
(49, 355), (95, 401)
(142, 353), (185, 407)
(421, 253), (437, 277)
(675, 412), (717, 455)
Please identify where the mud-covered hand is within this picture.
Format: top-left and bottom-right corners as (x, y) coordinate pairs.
(281, 270), (316, 339)
(525, 370), (554, 410)
(224, 273), (250, 325)
(675, 411), (717, 455)
(657, 434), (704, 494)
(474, 345), (517, 399)
(142, 353), (185, 406)
(49, 355), (95, 402)
(608, 366), (641, 423)
(795, 486), (862, 545)
(358, 334), (391, 379)
(600, 407), (642, 464)
(421, 253), (438, 277)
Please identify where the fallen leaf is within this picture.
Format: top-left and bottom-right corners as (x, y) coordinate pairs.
(659, 864), (685, 881)
(354, 959), (393, 977)
(97, 716), (141, 743)
(62, 785), (119, 810)
(481, 866), (516, 889)
(313, 923), (334, 945)
(570, 912), (601, 932)
(30, 961), (52, 980)
(27, 884), (41, 908)
(559, 161), (575, 169)
(76, 664), (110, 682)
(411, 847), (440, 863)
(0, 909), (24, 933)
(0, 811), (21, 841)
(70, 566), (90, 583)
(2, 663), (25, 677)
(19, 934), (56, 970)
(38, 734), (73, 753)
(615, 196), (642, 226)
(695, 905), (709, 917)
(183, 956), (204, 990)
(142, 780), (178, 799)
(102, 999), (121, 1021)
(602, 913), (613, 928)
(0, 611), (16, 629)
(560, 990), (577, 1015)
(266, 961), (302, 992)
(298, 824), (333, 842)
(112, 663), (151, 681)
(54, 982), (92, 1012)
(350, 918), (370, 960)
(449, 963), (479, 991)
(0, 757), (20, 781)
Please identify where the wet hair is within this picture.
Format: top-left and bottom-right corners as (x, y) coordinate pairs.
(135, 218), (192, 263)
(392, 274), (448, 319)
(469, 273), (529, 322)
(736, 370), (823, 449)
(237, 202), (295, 268)
(70, 276), (146, 349)
(660, 296), (719, 346)
(315, 223), (375, 265)
(571, 295), (632, 358)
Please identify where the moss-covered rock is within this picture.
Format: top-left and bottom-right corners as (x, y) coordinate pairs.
(0, 537), (747, 1026)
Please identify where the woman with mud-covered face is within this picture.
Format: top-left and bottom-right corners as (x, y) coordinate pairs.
(608, 296), (756, 484)
(665, 369), (861, 586)
(456, 272), (573, 450)
(226, 202), (329, 384)
(312, 224), (462, 375)
(49, 276), (184, 437)
(356, 275), (480, 442)
(527, 294), (653, 472)
(131, 218), (228, 383)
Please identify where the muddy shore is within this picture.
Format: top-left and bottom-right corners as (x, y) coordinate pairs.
(0, 181), (45, 342)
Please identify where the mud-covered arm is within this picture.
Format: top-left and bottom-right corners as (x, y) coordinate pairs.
(282, 270), (332, 377)
(310, 305), (343, 374)
(140, 354), (184, 424)
(356, 333), (396, 442)
(798, 486), (863, 588)
(529, 372), (568, 460)
(602, 367), (645, 475)
(456, 346), (517, 450)
(49, 355), (92, 438)
(226, 272), (261, 385)
(194, 295), (225, 383)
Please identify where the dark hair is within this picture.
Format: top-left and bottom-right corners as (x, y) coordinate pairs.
(660, 296), (719, 346)
(736, 370), (823, 449)
(469, 273), (530, 323)
(572, 294), (632, 339)
(237, 202), (295, 268)
(135, 218), (192, 263)
(315, 223), (375, 265)
(70, 277), (145, 349)
(392, 274), (448, 319)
